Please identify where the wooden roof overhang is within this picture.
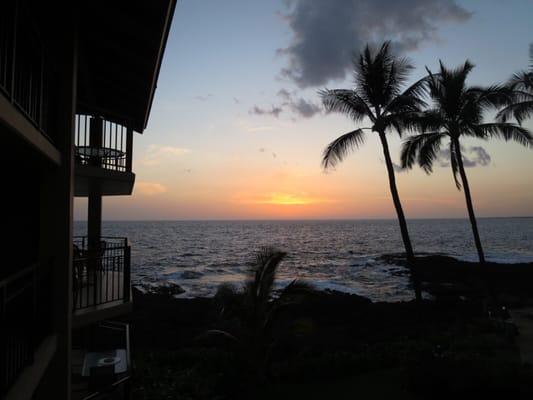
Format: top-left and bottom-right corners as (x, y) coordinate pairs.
(76, 0), (177, 132)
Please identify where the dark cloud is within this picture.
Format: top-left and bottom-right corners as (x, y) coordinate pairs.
(438, 146), (492, 168)
(249, 105), (283, 118)
(258, 147), (266, 152)
(278, 0), (471, 88)
(290, 97), (321, 118)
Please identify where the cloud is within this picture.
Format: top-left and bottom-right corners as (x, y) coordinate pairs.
(277, 88), (292, 101)
(290, 97), (321, 118)
(278, 0), (471, 88)
(135, 182), (168, 196)
(251, 89), (322, 119)
(468, 146), (491, 166)
(249, 105), (284, 118)
(438, 146), (492, 168)
(141, 145), (190, 166)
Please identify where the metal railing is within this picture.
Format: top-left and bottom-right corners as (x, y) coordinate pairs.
(0, 0), (50, 137)
(75, 115), (133, 173)
(0, 265), (37, 395)
(73, 237), (131, 311)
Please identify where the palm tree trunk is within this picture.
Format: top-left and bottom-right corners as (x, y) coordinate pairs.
(453, 139), (486, 264)
(378, 132), (421, 301)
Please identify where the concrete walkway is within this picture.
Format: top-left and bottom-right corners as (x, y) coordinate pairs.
(510, 308), (533, 365)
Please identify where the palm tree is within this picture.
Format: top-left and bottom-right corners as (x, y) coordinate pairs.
(204, 247), (313, 382)
(498, 44), (533, 124)
(401, 60), (533, 264)
(319, 41), (426, 300)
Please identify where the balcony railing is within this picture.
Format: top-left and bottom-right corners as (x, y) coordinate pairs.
(75, 115), (133, 173)
(0, 0), (50, 137)
(73, 237), (131, 311)
(0, 264), (50, 395)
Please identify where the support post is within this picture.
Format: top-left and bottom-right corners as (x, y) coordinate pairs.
(125, 127), (133, 172)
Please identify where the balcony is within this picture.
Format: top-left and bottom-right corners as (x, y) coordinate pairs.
(0, 264), (53, 397)
(74, 115), (135, 197)
(0, 1), (61, 165)
(72, 322), (131, 400)
(73, 237), (132, 327)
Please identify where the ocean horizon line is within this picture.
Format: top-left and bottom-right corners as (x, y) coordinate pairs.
(73, 216), (533, 223)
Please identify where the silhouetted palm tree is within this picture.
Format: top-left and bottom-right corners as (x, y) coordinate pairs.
(401, 60), (533, 263)
(498, 44), (533, 124)
(319, 41), (426, 300)
(204, 247), (313, 382)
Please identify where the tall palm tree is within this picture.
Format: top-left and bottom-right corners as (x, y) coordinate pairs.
(319, 41), (426, 301)
(401, 60), (533, 264)
(498, 44), (533, 124)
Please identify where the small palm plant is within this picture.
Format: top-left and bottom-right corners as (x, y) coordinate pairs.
(203, 247), (313, 382)
(401, 60), (533, 263)
(498, 44), (533, 124)
(319, 41), (426, 300)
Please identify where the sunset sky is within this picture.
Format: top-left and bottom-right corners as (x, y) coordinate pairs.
(75, 0), (533, 220)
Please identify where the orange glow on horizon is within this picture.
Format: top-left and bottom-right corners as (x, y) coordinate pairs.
(239, 192), (332, 206)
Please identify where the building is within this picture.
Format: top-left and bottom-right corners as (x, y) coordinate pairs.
(0, 1), (177, 399)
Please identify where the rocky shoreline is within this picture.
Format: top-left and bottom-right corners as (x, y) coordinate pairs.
(128, 255), (533, 399)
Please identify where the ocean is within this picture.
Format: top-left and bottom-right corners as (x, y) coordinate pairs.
(74, 218), (533, 302)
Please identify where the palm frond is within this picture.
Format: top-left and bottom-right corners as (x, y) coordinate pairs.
(354, 41), (414, 108)
(322, 128), (366, 169)
(468, 85), (513, 113)
(385, 56), (414, 100)
(253, 247), (286, 304)
(400, 132), (445, 172)
(383, 93), (426, 117)
(497, 100), (533, 124)
(399, 73), (432, 102)
(319, 89), (374, 123)
(426, 60), (474, 119)
(507, 70), (533, 92)
(471, 123), (533, 147)
(401, 108), (445, 134)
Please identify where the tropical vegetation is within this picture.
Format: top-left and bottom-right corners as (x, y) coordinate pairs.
(401, 60), (533, 263)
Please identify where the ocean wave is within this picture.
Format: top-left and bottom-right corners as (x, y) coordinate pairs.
(77, 219), (533, 302)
